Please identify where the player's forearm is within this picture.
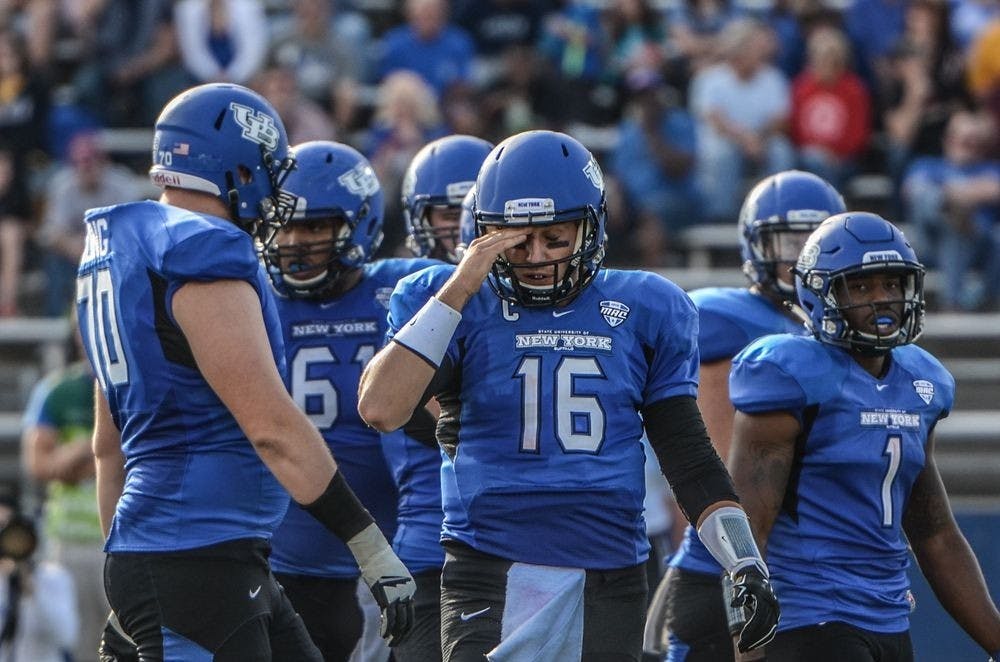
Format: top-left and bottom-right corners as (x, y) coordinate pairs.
(913, 527), (1000, 653)
(358, 343), (436, 432)
(95, 456), (124, 539)
(247, 406), (337, 505)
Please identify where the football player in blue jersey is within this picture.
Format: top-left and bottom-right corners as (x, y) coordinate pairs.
(727, 212), (1000, 661)
(367, 134), (493, 662)
(357, 130), (779, 661)
(402, 134), (494, 264)
(78, 84), (414, 662)
(261, 140), (436, 662)
(647, 170), (846, 662)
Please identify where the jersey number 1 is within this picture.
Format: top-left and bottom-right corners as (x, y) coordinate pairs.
(881, 434), (902, 527)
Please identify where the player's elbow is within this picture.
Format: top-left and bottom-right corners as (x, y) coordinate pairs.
(357, 394), (409, 433)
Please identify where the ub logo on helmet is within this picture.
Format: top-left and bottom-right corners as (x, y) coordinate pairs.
(794, 212), (925, 354)
(582, 158), (604, 190)
(149, 83), (297, 242)
(475, 130), (607, 307)
(230, 102), (280, 150)
(339, 162), (380, 198)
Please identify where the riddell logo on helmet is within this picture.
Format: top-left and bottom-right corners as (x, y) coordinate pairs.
(151, 171), (182, 187)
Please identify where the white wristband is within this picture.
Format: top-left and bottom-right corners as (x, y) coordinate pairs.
(698, 506), (768, 578)
(392, 296), (462, 368)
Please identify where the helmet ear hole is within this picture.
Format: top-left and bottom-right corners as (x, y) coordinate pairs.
(237, 165), (253, 185)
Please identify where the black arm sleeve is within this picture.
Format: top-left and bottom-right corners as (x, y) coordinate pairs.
(402, 404), (438, 450)
(642, 395), (739, 526)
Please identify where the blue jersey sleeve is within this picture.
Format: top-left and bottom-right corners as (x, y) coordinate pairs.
(161, 228), (259, 283)
(159, 218), (261, 327)
(697, 307), (755, 362)
(894, 344), (956, 420)
(730, 335), (843, 417)
(386, 265), (455, 340)
(641, 275), (700, 405)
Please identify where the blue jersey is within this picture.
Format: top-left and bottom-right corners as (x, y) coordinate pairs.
(388, 265), (700, 570)
(75, 201), (288, 553)
(730, 335), (954, 633)
(381, 431), (447, 573)
(269, 258), (435, 578)
(671, 287), (806, 574)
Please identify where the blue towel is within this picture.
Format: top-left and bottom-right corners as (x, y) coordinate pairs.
(487, 563), (586, 661)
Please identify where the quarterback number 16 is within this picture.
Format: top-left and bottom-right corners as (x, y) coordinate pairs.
(515, 356), (607, 454)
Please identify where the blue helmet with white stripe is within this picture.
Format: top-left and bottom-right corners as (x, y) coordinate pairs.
(402, 134), (494, 263)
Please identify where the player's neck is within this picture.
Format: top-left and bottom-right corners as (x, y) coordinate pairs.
(160, 188), (231, 221)
(320, 267), (363, 300)
(750, 285), (798, 319)
(851, 350), (889, 379)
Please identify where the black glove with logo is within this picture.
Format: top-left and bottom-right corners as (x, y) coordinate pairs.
(730, 565), (780, 653)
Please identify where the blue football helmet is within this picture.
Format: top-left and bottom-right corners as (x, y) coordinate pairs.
(264, 141), (384, 298)
(795, 212), (925, 354)
(402, 134), (494, 264)
(739, 170), (846, 299)
(474, 130), (607, 307)
(149, 83), (297, 240)
(454, 185), (477, 261)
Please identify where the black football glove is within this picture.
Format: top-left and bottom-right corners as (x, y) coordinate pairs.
(730, 566), (780, 653)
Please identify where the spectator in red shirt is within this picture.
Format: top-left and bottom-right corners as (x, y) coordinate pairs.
(791, 26), (871, 189)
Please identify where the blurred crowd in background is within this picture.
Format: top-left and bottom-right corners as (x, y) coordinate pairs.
(0, 0), (999, 317)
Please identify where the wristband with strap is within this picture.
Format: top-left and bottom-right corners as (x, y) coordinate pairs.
(392, 296), (462, 368)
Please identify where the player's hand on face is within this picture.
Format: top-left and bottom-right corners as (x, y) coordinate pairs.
(730, 566), (780, 653)
(447, 227), (530, 302)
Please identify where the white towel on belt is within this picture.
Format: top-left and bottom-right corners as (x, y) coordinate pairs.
(487, 562), (586, 662)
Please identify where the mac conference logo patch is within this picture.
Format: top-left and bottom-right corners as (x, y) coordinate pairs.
(913, 379), (934, 405)
(600, 300), (629, 327)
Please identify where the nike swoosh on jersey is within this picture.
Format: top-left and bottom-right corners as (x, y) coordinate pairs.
(460, 606), (491, 621)
(552, 309), (574, 318)
(876, 384), (889, 391)
(249, 585), (262, 599)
